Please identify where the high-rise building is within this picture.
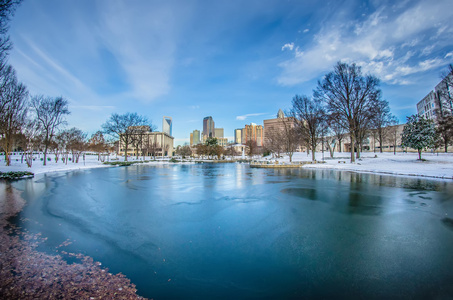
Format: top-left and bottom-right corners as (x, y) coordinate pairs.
(244, 123), (263, 147)
(234, 129), (243, 144)
(416, 71), (453, 121)
(192, 130), (200, 145)
(215, 128), (224, 138)
(203, 116), (215, 138)
(162, 116), (172, 136)
(190, 133), (193, 146)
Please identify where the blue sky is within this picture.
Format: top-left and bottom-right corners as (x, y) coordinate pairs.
(8, 0), (453, 145)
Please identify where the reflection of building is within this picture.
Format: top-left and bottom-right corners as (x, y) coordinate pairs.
(215, 128), (224, 138)
(234, 128), (243, 144)
(162, 116), (172, 136)
(118, 126), (174, 157)
(244, 123), (263, 146)
(203, 116), (215, 138)
(417, 71), (453, 121)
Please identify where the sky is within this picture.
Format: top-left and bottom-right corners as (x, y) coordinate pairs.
(7, 0), (453, 145)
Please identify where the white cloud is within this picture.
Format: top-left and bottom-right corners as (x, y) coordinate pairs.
(303, 29), (309, 33)
(277, 0), (453, 86)
(281, 43), (294, 51)
(445, 52), (453, 58)
(236, 113), (267, 121)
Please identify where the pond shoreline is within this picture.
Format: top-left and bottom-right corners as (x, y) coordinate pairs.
(0, 183), (146, 299)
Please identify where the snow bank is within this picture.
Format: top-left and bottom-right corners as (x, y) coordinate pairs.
(260, 151), (453, 180)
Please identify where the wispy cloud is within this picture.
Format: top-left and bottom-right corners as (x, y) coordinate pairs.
(278, 0), (453, 86)
(96, 1), (184, 102)
(236, 113), (267, 121)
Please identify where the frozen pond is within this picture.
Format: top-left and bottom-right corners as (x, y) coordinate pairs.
(6, 163), (453, 299)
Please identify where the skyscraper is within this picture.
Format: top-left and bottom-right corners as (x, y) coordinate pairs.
(203, 116), (215, 138)
(163, 116), (172, 136)
(192, 130), (200, 145)
(234, 128), (243, 144)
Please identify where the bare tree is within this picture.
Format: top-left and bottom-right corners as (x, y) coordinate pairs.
(176, 145), (192, 158)
(130, 125), (156, 160)
(314, 62), (381, 162)
(31, 95), (70, 165)
(280, 115), (300, 162)
(144, 134), (159, 159)
(0, 0), (22, 68)
(290, 95), (325, 161)
(264, 127), (284, 158)
(21, 119), (41, 167)
(387, 121), (400, 155)
(67, 128), (87, 163)
(224, 144), (238, 158)
(246, 140), (258, 159)
(354, 108), (374, 157)
(0, 65), (27, 165)
(327, 113), (345, 153)
(88, 131), (108, 161)
(102, 112), (148, 161)
(370, 98), (397, 153)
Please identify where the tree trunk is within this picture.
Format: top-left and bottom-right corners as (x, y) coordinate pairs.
(311, 144), (316, 161)
(43, 145), (48, 166)
(350, 134), (355, 163)
(418, 149), (422, 160)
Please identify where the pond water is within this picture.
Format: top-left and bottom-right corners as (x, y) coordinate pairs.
(6, 163), (453, 299)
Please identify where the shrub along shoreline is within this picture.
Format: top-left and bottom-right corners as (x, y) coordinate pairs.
(0, 171), (34, 180)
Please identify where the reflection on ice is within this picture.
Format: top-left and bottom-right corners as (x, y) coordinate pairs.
(5, 163), (453, 299)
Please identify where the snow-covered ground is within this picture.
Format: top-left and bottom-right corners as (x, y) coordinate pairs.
(258, 151), (453, 180)
(0, 151), (452, 180)
(0, 154), (175, 175)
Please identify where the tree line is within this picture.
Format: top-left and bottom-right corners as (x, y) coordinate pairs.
(264, 62), (453, 162)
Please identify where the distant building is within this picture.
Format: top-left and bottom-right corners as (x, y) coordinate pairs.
(192, 130), (200, 145)
(190, 133), (193, 146)
(118, 126), (174, 157)
(215, 128), (224, 138)
(417, 71), (453, 121)
(203, 116), (215, 138)
(263, 109), (296, 148)
(234, 128), (243, 144)
(244, 123), (263, 147)
(162, 116), (172, 136)
(217, 137), (228, 147)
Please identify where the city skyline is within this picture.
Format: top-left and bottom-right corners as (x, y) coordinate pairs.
(6, 0), (453, 145)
